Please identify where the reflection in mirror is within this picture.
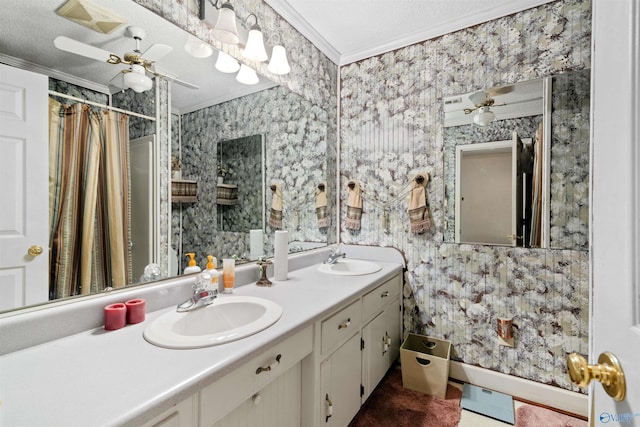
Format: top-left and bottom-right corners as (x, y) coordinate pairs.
(0, 0), (334, 315)
(443, 69), (590, 250)
(174, 85), (329, 270)
(216, 135), (265, 232)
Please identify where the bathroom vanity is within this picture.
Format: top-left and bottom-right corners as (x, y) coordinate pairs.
(0, 246), (403, 426)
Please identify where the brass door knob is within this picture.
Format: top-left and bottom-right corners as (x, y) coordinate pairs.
(28, 245), (43, 256)
(567, 352), (626, 401)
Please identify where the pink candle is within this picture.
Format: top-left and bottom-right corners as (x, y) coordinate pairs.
(104, 303), (127, 330)
(125, 299), (146, 324)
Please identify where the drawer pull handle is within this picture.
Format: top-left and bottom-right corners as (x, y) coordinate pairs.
(338, 318), (351, 330)
(325, 394), (333, 422)
(381, 290), (389, 298)
(382, 332), (392, 355)
(255, 354), (282, 374)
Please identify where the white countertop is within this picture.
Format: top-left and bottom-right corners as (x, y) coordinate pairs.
(0, 255), (402, 427)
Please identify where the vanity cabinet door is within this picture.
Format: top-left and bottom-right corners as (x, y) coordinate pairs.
(320, 333), (362, 427)
(140, 395), (198, 427)
(209, 363), (302, 427)
(361, 297), (401, 402)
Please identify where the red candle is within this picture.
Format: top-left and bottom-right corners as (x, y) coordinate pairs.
(104, 303), (127, 330)
(125, 299), (146, 324)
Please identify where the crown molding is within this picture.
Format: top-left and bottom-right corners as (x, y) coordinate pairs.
(264, 0), (341, 65)
(267, 0), (556, 66)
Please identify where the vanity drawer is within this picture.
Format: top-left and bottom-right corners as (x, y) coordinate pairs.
(321, 299), (362, 355)
(362, 274), (401, 321)
(200, 325), (312, 426)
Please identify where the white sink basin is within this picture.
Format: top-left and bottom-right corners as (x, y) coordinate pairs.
(318, 258), (382, 276)
(144, 296), (282, 349)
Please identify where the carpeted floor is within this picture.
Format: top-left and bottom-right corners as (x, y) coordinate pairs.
(515, 404), (588, 427)
(348, 367), (588, 427)
(348, 368), (463, 427)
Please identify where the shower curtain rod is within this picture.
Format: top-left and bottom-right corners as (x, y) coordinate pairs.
(48, 90), (156, 121)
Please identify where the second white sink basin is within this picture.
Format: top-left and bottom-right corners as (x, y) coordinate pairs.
(318, 258), (382, 276)
(144, 296), (282, 349)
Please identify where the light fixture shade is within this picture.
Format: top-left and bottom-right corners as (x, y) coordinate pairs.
(184, 34), (213, 58)
(211, 2), (239, 45)
(124, 64), (152, 93)
(215, 51), (240, 73)
(242, 25), (268, 62)
(474, 106), (495, 126)
(236, 64), (259, 85)
(267, 45), (290, 75)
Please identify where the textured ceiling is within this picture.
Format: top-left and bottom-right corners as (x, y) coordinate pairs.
(266, 0), (557, 65)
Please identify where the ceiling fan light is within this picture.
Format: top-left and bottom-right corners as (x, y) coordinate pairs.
(184, 34), (213, 58)
(236, 64), (259, 85)
(474, 106), (495, 126)
(211, 2), (240, 45)
(267, 45), (290, 75)
(215, 51), (240, 73)
(242, 25), (268, 62)
(124, 64), (153, 93)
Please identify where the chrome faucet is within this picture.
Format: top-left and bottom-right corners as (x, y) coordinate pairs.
(177, 286), (217, 312)
(324, 250), (346, 265)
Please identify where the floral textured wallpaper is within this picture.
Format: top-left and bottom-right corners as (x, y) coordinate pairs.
(174, 86), (331, 267)
(340, 0), (591, 392)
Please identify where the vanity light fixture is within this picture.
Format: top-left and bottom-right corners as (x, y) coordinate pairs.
(215, 51), (241, 73)
(242, 15), (268, 62)
(236, 64), (259, 85)
(211, 0), (240, 45)
(267, 45), (291, 75)
(184, 34), (213, 58)
(123, 64), (153, 93)
(473, 106), (495, 126)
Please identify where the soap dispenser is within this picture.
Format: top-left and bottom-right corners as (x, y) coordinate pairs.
(205, 255), (220, 291)
(184, 253), (202, 274)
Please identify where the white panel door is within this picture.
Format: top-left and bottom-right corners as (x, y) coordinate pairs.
(589, 0), (640, 423)
(0, 64), (48, 310)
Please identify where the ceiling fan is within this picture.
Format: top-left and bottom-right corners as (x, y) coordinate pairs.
(54, 26), (198, 92)
(462, 86), (514, 115)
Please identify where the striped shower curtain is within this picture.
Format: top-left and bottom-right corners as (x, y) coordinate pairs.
(48, 98), (132, 299)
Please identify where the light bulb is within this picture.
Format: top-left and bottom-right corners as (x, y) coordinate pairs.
(236, 64), (259, 85)
(215, 51), (240, 73)
(267, 45), (290, 75)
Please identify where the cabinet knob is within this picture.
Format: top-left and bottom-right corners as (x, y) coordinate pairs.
(381, 290), (389, 298)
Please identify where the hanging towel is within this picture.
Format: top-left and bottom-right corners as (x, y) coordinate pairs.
(269, 183), (283, 229)
(316, 182), (329, 229)
(408, 173), (432, 233)
(345, 180), (362, 231)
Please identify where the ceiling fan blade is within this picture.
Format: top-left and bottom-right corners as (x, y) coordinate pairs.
(152, 66), (199, 90)
(142, 43), (173, 62)
(468, 90), (488, 107)
(486, 85), (514, 97)
(54, 36), (114, 63)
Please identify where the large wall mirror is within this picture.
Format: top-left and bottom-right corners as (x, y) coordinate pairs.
(443, 69), (590, 250)
(0, 0), (335, 315)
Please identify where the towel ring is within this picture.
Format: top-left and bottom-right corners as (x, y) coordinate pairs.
(270, 184), (277, 192)
(415, 175), (425, 185)
(347, 181), (356, 190)
(317, 183), (325, 191)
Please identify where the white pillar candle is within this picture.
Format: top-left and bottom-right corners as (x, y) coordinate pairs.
(274, 230), (288, 281)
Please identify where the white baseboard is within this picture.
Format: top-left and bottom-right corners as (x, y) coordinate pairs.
(449, 361), (588, 418)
